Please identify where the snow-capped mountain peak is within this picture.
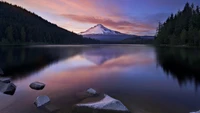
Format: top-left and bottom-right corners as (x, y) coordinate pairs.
(80, 24), (122, 35)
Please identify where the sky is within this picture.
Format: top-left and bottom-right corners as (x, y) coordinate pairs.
(3, 0), (200, 36)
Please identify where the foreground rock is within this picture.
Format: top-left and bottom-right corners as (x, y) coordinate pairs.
(0, 81), (16, 95)
(190, 110), (200, 113)
(30, 82), (45, 90)
(0, 78), (11, 83)
(34, 95), (50, 107)
(73, 94), (130, 113)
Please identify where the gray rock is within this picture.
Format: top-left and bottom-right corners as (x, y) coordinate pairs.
(0, 82), (16, 95)
(34, 95), (50, 107)
(86, 88), (97, 95)
(0, 78), (11, 83)
(30, 82), (45, 90)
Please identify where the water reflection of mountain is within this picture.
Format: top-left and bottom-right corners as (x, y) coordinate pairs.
(0, 46), (82, 79)
(82, 45), (152, 65)
(156, 47), (200, 87)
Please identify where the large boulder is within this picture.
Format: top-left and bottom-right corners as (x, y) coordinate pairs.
(34, 95), (50, 107)
(73, 94), (130, 113)
(30, 82), (45, 90)
(190, 110), (200, 113)
(0, 82), (16, 95)
(0, 77), (11, 83)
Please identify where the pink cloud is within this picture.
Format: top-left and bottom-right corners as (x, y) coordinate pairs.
(61, 14), (155, 35)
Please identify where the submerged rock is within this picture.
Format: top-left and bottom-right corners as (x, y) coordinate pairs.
(87, 88), (97, 95)
(190, 110), (200, 113)
(34, 95), (50, 107)
(30, 82), (45, 90)
(0, 77), (11, 83)
(44, 104), (59, 112)
(76, 88), (98, 100)
(74, 94), (130, 113)
(0, 82), (16, 95)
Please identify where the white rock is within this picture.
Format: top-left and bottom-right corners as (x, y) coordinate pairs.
(86, 88), (97, 95)
(0, 78), (11, 83)
(30, 82), (45, 90)
(34, 95), (50, 107)
(77, 94), (129, 111)
(190, 110), (200, 113)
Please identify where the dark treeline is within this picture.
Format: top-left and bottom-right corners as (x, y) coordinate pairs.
(0, 1), (100, 44)
(121, 36), (153, 44)
(155, 3), (200, 46)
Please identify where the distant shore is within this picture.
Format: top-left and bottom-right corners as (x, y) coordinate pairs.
(155, 44), (200, 48)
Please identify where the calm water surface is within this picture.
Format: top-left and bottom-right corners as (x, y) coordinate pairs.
(0, 45), (200, 113)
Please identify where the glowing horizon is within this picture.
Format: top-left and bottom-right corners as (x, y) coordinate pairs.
(3, 0), (200, 36)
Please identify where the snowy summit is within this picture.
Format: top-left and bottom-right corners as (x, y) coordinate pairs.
(80, 24), (122, 35)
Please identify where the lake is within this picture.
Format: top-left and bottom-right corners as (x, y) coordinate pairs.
(0, 45), (200, 113)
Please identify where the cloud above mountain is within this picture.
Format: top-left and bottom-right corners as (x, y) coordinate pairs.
(5, 0), (200, 35)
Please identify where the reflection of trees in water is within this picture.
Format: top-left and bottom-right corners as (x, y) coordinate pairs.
(156, 47), (200, 88)
(0, 46), (82, 80)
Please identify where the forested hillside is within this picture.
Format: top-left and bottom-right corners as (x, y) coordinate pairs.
(155, 3), (200, 46)
(0, 1), (99, 44)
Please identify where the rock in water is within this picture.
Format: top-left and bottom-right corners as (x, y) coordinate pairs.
(0, 82), (16, 95)
(34, 95), (50, 107)
(0, 78), (11, 83)
(87, 88), (97, 95)
(190, 110), (200, 113)
(30, 82), (45, 90)
(44, 104), (59, 112)
(74, 94), (130, 113)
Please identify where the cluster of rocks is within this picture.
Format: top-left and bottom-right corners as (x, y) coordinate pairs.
(0, 69), (131, 113)
(29, 81), (59, 112)
(29, 82), (50, 107)
(0, 77), (16, 95)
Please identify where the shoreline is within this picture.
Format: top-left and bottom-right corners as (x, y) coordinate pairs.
(155, 44), (200, 48)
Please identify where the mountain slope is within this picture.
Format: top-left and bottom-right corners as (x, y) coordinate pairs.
(0, 1), (99, 44)
(80, 24), (122, 35)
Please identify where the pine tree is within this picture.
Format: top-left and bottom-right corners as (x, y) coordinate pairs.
(21, 27), (26, 42)
(5, 26), (13, 43)
(155, 2), (200, 46)
(180, 29), (187, 44)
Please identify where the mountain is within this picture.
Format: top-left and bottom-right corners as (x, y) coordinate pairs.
(80, 24), (134, 42)
(80, 24), (154, 42)
(80, 24), (122, 35)
(0, 1), (99, 44)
